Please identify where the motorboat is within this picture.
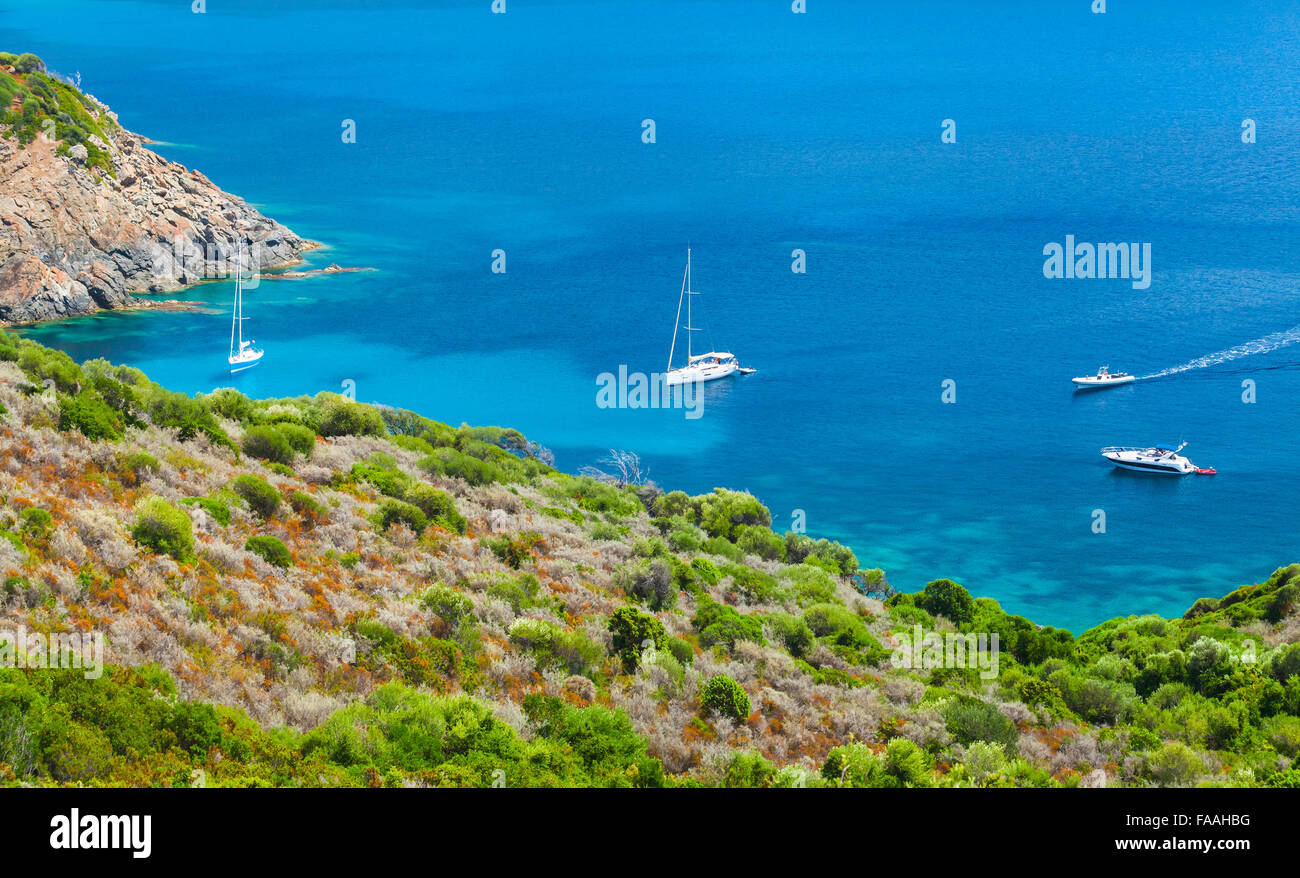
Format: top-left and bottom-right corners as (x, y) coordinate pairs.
(663, 249), (754, 386)
(1100, 442), (1196, 475)
(1073, 365), (1135, 387)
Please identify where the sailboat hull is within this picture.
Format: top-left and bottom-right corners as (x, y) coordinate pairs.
(665, 361), (737, 385)
(229, 351), (264, 373)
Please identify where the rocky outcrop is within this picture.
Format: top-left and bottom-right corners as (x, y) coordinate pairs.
(0, 92), (316, 325)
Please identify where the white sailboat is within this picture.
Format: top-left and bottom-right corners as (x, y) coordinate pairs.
(227, 253), (263, 373)
(664, 249), (752, 386)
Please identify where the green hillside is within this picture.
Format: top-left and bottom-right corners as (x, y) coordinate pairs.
(0, 328), (1297, 787)
(0, 51), (117, 176)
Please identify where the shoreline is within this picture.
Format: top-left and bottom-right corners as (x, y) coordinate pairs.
(0, 253), (379, 328)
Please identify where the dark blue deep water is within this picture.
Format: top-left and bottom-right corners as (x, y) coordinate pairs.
(7, 0), (1300, 630)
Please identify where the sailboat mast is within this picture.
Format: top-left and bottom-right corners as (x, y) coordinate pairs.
(229, 257), (238, 359)
(686, 248), (692, 361)
(236, 261), (243, 350)
(667, 253), (687, 374)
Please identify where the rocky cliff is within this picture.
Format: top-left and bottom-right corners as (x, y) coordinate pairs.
(0, 66), (315, 325)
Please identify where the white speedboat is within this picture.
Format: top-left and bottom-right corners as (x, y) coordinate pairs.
(1073, 365), (1135, 387)
(663, 249), (753, 386)
(1101, 442), (1195, 475)
(227, 256), (263, 373)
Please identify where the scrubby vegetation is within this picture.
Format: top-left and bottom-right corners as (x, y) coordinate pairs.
(0, 329), (1298, 787)
(0, 52), (118, 177)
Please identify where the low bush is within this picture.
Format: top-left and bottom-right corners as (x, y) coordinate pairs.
(231, 474), (280, 519)
(608, 606), (666, 671)
(245, 535), (293, 569)
(183, 496), (231, 527)
(403, 484), (466, 533)
(131, 497), (193, 561)
(241, 425), (294, 464)
(373, 499), (428, 534)
(700, 675), (751, 722)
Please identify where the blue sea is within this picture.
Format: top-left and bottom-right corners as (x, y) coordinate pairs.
(6, 0), (1300, 631)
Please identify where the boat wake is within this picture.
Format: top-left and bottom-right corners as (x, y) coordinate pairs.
(1140, 324), (1300, 379)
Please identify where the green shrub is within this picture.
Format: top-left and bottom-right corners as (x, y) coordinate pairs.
(287, 489), (326, 519)
(735, 524), (786, 561)
(373, 498), (428, 534)
(182, 496), (231, 527)
(696, 489), (771, 540)
(14, 52), (45, 74)
(420, 584), (475, 629)
(147, 390), (229, 446)
(822, 741), (884, 787)
(803, 603), (868, 645)
(803, 603), (888, 664)
(691, 557), (721, 585)
(1048, 670), (1136, 724)
(276, 422), (317, 457)
(917, 578), (976, 626)
(245, 535), (293, 569)
(665, 636), (695, 666)
(693, 600), (766, 650)
(17, 340), (80, 391)
(203, 388), (255, 421)
(509, 619), (604, 676)
(481, 532), (540, 569)
(58, 392), (124, 440)
(119, 450), (159, 479)
(1145, 741), (1203, 787)
(822, 739), (932, 788)
(1264, 715), (1300, 758)
(313, 394), (386, 437)
(419, 448), (500, 486)
(487, 573), (541, 613)
(765, 613), (815, 658)
(566, 476), (643, 517)
(942, 695), (1019, 749)
(882, 738), (933, 788)
(131, 496), (194, 561)
(778, 563), (838, 603)
(18, 507), (54, 543)
(403, 484), (466, 533)
(589, 520), (623, 541)
(347, 455), (410, 498)
(701, 536), (744, 562)
(231, 474), (280, 519)
(722, 563), (783, 603)
(723, 750), (776, 788)
(241, 425), (294, 464)
(666, 517), (704, 552)
(1018, 678), (1065, 711)
(700, 675), (751, 722)
(652, 490), (692, 517)
(608, 606), (666, 671)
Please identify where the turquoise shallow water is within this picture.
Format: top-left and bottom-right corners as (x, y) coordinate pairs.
(6, 0), (1300, 631)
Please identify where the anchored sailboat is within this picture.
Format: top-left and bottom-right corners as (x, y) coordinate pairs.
(227, 251), (263, 373)
(664, 249), (753, 386)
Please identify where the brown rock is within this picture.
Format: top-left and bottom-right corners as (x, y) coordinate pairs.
(0, 95), (318, 325)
